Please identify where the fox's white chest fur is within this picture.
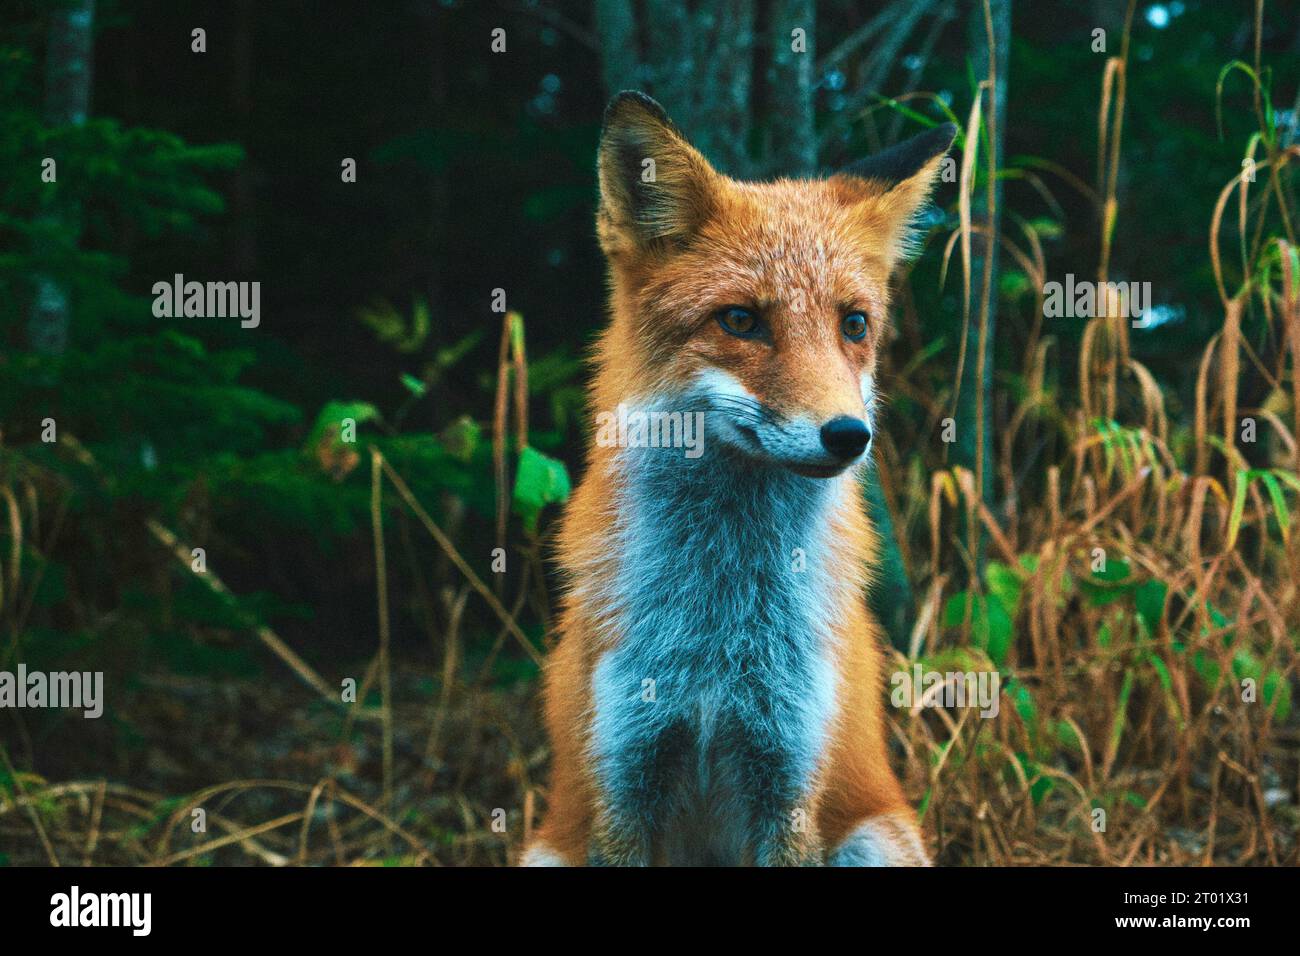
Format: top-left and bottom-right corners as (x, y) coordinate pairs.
(587, 438), (850, 864)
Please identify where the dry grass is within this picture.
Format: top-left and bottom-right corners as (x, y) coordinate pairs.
(879, 0), (1300, 865)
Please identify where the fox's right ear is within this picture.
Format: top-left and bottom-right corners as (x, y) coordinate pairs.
(832, 123), (957, 266)
(597, 91), (719, 253)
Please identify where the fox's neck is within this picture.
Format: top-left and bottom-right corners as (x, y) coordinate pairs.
(582, 442), (865, 862)
(596, 441), (861, 657)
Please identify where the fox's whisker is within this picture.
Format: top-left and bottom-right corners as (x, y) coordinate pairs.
(698, 397), (780, 425)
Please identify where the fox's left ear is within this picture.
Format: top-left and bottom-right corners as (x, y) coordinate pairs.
(597, 91), (720, 255)
(833, 123), (957, 261)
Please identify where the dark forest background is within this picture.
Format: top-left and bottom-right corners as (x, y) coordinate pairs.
(1, 0), (1297, 866)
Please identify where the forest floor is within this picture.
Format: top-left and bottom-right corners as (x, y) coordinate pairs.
(3, 655), (1296, 866)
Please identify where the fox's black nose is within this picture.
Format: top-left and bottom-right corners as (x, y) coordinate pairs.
(820, 416), (872, 460)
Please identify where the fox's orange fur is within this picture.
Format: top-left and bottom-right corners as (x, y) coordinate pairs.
(524, 92), (954, 866)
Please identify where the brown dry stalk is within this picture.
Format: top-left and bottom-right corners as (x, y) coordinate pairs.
(370, 449), (395, 826)
(373, 449), (542, 666)
(493, 311), (512, 574)
(146, 517), (376, 720)
(149, 811), (305, 867)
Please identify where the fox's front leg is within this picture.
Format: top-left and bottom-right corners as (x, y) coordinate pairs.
(738, 736), (825, 866)
(589, 731), (688, 865)
(753, 806), (823, 866)
(589, 718), (697, 865)
(589, 803), (652, 866)
(588, 657), (688, 865)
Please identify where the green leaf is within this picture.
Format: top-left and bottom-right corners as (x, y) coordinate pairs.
(1135, 580), (1168, 635)
(1263, 671), (1293, 722)
(434, 329), (485, 371)
(942, 590), (1012, 666)
(511, 445), (570, 534)
(984, 595), (1013, 667)
(306, 400), (380, 451)
(1054, 719), (1081, 751)
(1027, 217), (1064, 239)
(1226, 469), (1249, 548)
(399, 373), (427, 398)
(985, 561), (1023, 617)
(1193, 649), (1220, 689)
(1090, 557), (1132, 583)
(1259, 471), (1290, 543)
(1009, 681), (1037, 726)
(1271, 468), (1300, 495)
(999, 270), (1033, 299)
(942, 591), (971, 629)
(1107, 668), (1136, 762)
(1079, 557), (1137, 607)
(358, 298), (430, 353)
(1030, 775), (1055, 805)
(1012, 752), (1055, 805)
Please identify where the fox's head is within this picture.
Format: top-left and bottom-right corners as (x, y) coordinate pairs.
(595, 91), (954, 478)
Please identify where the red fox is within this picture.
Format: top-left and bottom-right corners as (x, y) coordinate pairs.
(523, 92), (955, 866)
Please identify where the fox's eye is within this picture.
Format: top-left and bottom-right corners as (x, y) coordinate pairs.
(842, 311), (869, 341)
(717, 306), (761, 338)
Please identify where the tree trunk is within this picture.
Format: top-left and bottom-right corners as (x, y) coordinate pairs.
(764, 0), (816, 177)
(595, 0), (756, 177)
(28, 0), (96, 357)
